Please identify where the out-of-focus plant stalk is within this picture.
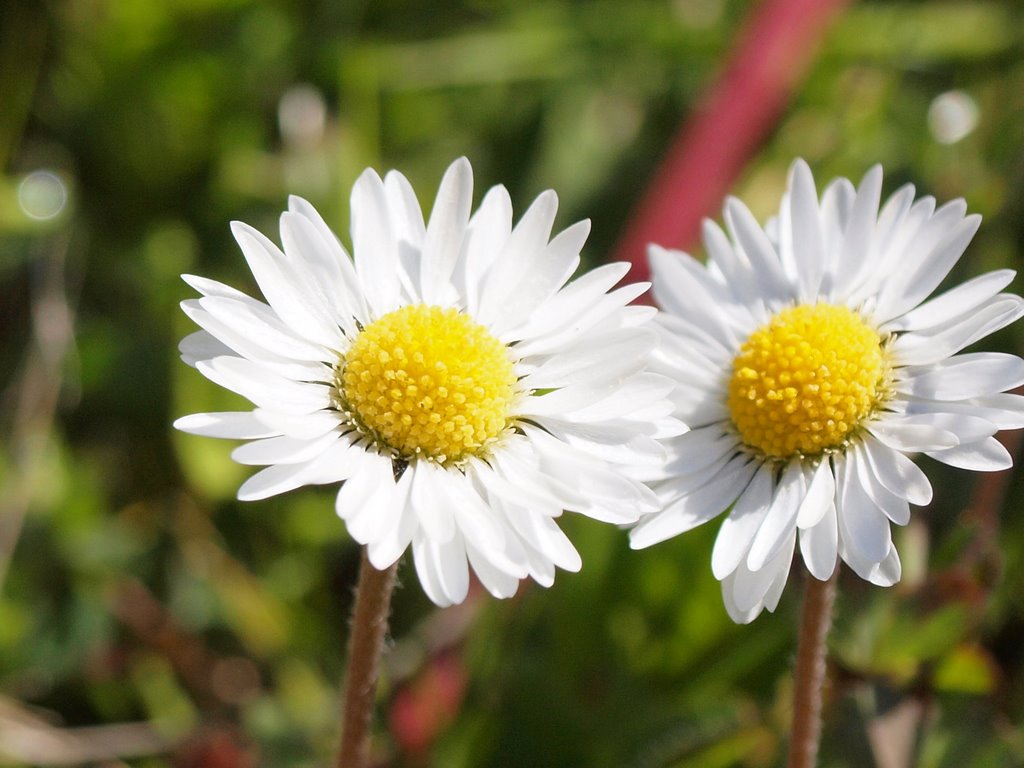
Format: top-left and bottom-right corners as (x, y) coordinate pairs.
(788, 570), (839, 768)
(0, 234), (75, 596)
(337, 548), (399, 768)
(612, 0), (850, 277)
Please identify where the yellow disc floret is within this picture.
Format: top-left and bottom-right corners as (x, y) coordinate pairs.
(337, 304), (517, 463)
(727, 304), (889, 459)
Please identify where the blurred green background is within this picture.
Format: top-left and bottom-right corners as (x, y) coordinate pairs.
(2, 0), (1024, 766)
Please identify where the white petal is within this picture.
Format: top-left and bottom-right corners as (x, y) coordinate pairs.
(724, 197), (794, 302)
(747, 460), (805, 571)
(231, 431), (340, 466)
(174, 411), (277, 439)
(419, 157), (472, 304)
(466, 542), (522, 599)
(818, 179), (855, 273)
(536, 417), (666, 466)
(520, 425), (656, 520)
(461, 185), (513, 314)
(431, 534), (470, 606)
(799, 506), (838, 580)
(649, 246), (737, 349)
(408, 461), (457, 543)
(925, 437), (1013, 471)
(661, 425), (739, 478)
(476, 189), (559, 326)
(487, 440), (567, 510)
(884, 269), (1015, 332)
(229, 222), (340, 347)
(867, 415), (958, 452)
(874, 212), (981, 324)
(470, 467), (562, 537)
(795, 458), (835, 529)
(649, 317), (730, 379)
(510, 512), (581, 573)
(198, 296), (335, 362)
(836, 454), (891, 564)
(522, 329), (653, 389)
(702, 218), (757, 305)
(488, 220), (587, 335)
(350, 167), (400, 315)
(196, 357), (332, 414)
(280, 210), (366, 334)
(973, 393), (1024, 429)
(833, 166), (883, 296)
(253, 409), (343, 440)
(182, 274), (262, 305)
(383, 170), (427, 245)
(901, 397), (1024, 432)
(897, 353), (1024, 400)
(336, 452), (395, 536)
(237, 462), (313, 501)
(895, 412), (997, 444)
(522, 372), (672, 422)
(890, 296), (1024, 366)
(785, 159), (827, 300)
(511, 279), (649, 356)
(848, 193), (932, 303)
(760, 533), (797, 614)
(721, 580), (764, 624)
(412, 534), (450, 607)
(235, 437), (360, 499)
(854, 446), (910, 525)
(182, 301), (330, 380)
(300, 438), (364, 484)
(711, 463), (774, 579)
(657, 449), (734, 503)
(866, 544), (902, 587)
(366, 469), (416, 569)
(447, 481), (509, 558)
(728, 531), (795, 616)
(873, 184), (917, 254)
(180, 330), (234, 367)
(413, 532), (469, 607)
(630, 456), (756, 548)
(860, 435), (932, 506)
(518, 538), (557, 587)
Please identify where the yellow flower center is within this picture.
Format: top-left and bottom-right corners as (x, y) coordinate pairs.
(337, 304), (517, 463)
(727, 304), (890, 459)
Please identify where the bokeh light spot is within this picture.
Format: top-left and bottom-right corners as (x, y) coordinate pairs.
(18, 170), (68, 221)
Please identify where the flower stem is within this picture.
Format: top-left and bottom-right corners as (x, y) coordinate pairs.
(337, 548), (399, 768)
(787, 568), (839, 768)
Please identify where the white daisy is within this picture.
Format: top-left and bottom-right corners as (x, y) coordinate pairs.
(175, 157), (680, 606)
(631, 159), (1024, 623)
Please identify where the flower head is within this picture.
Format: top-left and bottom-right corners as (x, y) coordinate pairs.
(176, 158), (681, 606)
(632, 159), (1024, 623)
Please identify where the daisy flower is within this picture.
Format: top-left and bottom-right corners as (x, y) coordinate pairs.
(175, 157), (679, 606)
(631, 160), (1024, 623)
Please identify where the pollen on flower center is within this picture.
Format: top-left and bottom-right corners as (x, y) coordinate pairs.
(337, 304), (517, 463)
(727, 303), (889, 459)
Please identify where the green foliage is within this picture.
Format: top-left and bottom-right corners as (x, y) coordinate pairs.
(2, 0), (1024, 765)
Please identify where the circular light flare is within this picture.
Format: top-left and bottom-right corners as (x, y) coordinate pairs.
(18, 170), (68, 221)
(928, 90), (980, 145)
(278, 84), (327, 150)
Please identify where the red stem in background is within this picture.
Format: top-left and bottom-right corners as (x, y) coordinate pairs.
(611, 0), (851, 279)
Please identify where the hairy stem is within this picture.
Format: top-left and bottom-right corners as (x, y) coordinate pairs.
(337, 548), (399, 768)
(787, 568), (839, 768)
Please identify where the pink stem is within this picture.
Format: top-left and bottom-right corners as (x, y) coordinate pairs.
(611, 0), (851, 279)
